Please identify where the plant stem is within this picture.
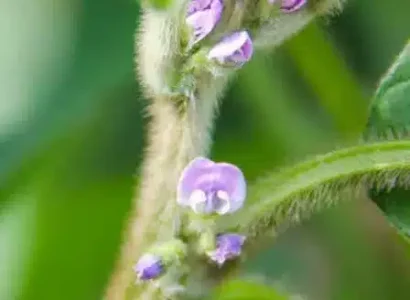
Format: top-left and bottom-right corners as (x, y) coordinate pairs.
(106, 79), (229, 300)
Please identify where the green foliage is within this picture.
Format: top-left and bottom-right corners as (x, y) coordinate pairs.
(367, 42), (410, 134)
(366, 42), (410, 240)
(374, 189), (410, 241)
(211, 279), (290, 300)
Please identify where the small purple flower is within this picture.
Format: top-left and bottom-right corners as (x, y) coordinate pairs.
(177, 157), (246, 215)
(134, 254), (163, 281)
(280, 0), (307, 12)
(207, 31), (253, 67)
(207, 233), (246, 266)
(186, 0), (223, 44)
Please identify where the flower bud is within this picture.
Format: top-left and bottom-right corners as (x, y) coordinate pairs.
(207, 233), (246, 266)
(207, 31), (253, 67)
(133, 239), (186, 282)
(186, 0), (223, 44)
(134, 254), (163, 280)
(280, 0), (307, 12)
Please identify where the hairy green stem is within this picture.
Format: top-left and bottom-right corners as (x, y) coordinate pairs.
(106, 90), (230, 300)
(105, 9), (230, 297)
(106, 93), (226, 300)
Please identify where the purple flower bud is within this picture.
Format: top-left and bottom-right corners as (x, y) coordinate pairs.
(280, 0), (307, 12)
(134, 254), (163, 280)
(177, 157), (246, 215)
(186, 0), (223, 44)
(207, 31), (253, 67)
(207, 233), (246, 266)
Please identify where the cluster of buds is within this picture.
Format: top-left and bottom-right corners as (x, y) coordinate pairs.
(134, 157), (247, 283)
(134, 0), (308, 285)
(134, 239), (187, 282)
(177, 157), (247, 264)
(185, 0), (307, 68)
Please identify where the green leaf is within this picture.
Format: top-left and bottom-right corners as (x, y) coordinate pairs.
(211, 279), (291, 300)
(286, 23), (369, 140)
(366, 41), (410, 135)
(365, 41), (410, 241)
(219, 140), (410, 247)
(372, 189), (410, 240)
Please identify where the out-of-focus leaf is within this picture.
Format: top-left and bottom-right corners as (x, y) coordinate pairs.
(286, 23), (368, 140)
(146, 0), (173, 10)
(0, 0), (137, 187)
(16, 101), (137, 300)
(0, 200), (36, 300)
(211, 279), (290, 300)
(372, 189), (410, 241)
(366, 41), (410, 134)
(234, 53), (329, 165)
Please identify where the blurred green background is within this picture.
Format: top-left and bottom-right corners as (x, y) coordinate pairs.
(0, 0), (409, 299)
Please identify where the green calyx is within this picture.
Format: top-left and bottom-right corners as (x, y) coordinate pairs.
(149, 239), (187, 267)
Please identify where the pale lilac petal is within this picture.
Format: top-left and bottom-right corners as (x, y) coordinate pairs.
(281, 0), (307, 12)
(177, 157), (214, 207)
(134, 254), (163, 280)
(186, 0), (223, 43)
(208, 233), (246, 266)
(209, 163), (246, 213)
(189, 189), (214, 214)
(208, 32), (248, 59)
(207, 31), (253, 66)
(186, 8), (221, 43)
(187, 0), (213, 14)
(214, 190), (230, 214)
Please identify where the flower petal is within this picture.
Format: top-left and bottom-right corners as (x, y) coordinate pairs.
(177, 157), (246, 214)
(214, 190), (231, 215)
(208, 31), (253, 66)
(186, 0), (223, 44)
(207, 233), (246, 266)
(189, 189), (212, 214)
(211, 163), (246, 213)
(281, 0), (307, 12)
(177, 157), (214, 206)
(187, 0), (213, 14)
(134, 254), (163, 280)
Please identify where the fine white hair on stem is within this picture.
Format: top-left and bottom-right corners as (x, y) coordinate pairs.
(137, 10), (182, 96)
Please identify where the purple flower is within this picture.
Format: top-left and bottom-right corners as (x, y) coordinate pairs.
(280, 0), (307, 12)
(177, 157), (246, 215)
(134, 254), (163, 281)
(207, 233), (246, 266)
(207, 31), (253, 67)
(186, 0), (223, 44)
